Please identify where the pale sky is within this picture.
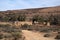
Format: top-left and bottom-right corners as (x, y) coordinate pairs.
(0, 0), (60, 11)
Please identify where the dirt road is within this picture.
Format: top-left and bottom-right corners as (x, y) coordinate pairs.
(22, 30), (55, 40)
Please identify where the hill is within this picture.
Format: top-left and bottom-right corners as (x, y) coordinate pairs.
(0, 6), (60, 22)
(0, 6), (60, 16)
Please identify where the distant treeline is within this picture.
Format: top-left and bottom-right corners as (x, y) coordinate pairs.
(0, 13), (60, 25)
(0, 13), (26, 22)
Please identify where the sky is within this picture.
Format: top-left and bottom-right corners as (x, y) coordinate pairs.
(0, 0), (60, 11)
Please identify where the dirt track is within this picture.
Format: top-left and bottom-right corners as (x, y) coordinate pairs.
(22, 30), (55, 40)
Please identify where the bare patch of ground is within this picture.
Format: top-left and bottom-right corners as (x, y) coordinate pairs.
(22, 30), (56, 40)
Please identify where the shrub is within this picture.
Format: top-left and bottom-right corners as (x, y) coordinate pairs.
(55, 35), (60, 39)
(4, 34), (12, 38)
(21, 24), (31, 30)
(40, 29), (50, 33)
(12, 32), (22, 40)
(18, 14), (26, 21)
(58, 32), (60, 34)
(44, 34), (50, 37)
(0, 34), (3, 39)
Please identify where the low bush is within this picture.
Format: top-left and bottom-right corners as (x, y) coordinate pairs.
(21, 24), (31, 30)
(0, 24), (25, 40)
(55, 35), (60, 39)
(58, 32), (60, 34)
(0, 34), (3, 39)
(44, 34), (50, 37)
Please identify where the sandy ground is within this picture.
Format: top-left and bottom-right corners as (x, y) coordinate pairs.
(22, 30), (56, 40)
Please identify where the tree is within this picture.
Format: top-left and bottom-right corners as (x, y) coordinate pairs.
(32, 15), (39, 24)
(32, 15), (44, 24)
(53, 17), (58, 25)
(9, 14), (18, 21)
(2, 16), (10, 21)
(57, 14), (60, 25)
(38, 16), (44, 23)
(18, 14), (26, 21)
(48, 14), (58, 25)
